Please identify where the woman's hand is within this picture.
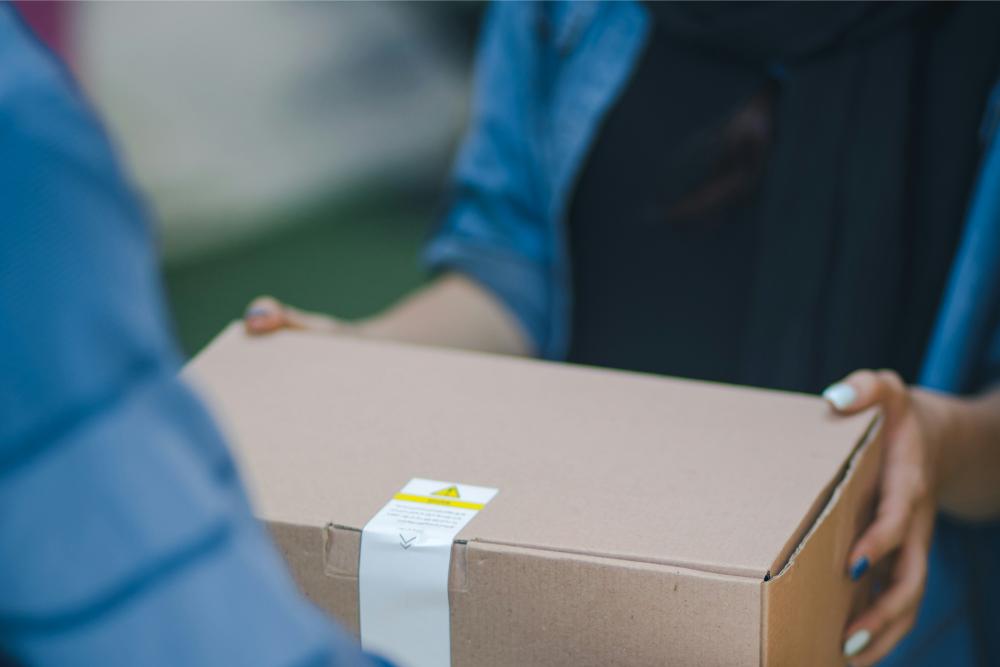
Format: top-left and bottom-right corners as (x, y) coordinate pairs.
(243, 295), (352, 336)
(822, 370), (948, 666)
(241, 275), (532, 356)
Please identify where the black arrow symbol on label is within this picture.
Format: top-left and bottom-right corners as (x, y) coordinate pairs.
(399, 534), (417, 550)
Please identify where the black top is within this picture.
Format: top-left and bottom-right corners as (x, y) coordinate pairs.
(566, 2), (1000, 393)
(567, 17), (769, 385)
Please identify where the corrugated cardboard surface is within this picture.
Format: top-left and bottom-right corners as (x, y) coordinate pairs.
(271, 523), (762, 666)
(187, 324), (873, 577)
(186, 324), (880, 665)
(763, 419), (883, 664)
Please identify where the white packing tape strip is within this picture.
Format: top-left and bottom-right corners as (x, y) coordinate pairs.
(359, 478), (498, 667)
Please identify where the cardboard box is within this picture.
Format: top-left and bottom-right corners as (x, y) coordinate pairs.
(185, 323), (882, 666)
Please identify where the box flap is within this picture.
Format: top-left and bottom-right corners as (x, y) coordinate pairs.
(185, 324), (876, 580)
(761, 416), (883, 664)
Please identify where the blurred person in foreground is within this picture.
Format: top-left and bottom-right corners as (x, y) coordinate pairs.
(0, 8), (388, 667)
(247, 3), (1000, 665)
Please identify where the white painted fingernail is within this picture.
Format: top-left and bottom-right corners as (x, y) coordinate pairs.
(823, 383), (857, 410)
(844, 629), (871, 657)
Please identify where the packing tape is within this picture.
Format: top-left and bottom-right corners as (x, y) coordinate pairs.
(359, 478), (498, 667)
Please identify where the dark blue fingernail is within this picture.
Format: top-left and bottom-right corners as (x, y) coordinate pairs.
(246, 306), (269, 319)
(849, 556), (869, 581)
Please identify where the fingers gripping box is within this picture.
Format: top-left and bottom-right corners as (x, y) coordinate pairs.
(185, 324), (881, 666)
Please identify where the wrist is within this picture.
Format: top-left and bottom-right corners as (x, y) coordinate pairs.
(910, 388), (970, 500)
(918, 386), (1000, 520)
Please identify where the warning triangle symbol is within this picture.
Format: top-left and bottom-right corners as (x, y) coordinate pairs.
(432, 485), (461, 498)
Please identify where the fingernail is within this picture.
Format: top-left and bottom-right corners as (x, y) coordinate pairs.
(822, 382), (857, 410)
(844, 629), (871, 657)
(849, 556), (870, 581)
(245, 306), (269, 320)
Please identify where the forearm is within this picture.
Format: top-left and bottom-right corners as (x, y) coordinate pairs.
(356, 273), (533, 357)
(924, 386), (1000, 521)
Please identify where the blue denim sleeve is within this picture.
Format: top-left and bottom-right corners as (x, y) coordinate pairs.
(423, 2), (553, 356)
(919, 74), (1000, 394)
(0, 10), (381, 667)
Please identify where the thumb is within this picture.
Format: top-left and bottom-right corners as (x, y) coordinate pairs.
(244, 295), (292, 334)
(822, 369), (907, 418)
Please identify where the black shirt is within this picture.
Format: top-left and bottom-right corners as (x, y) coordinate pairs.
(565, 3), (1000, 393)
(566, 17), (773, 384)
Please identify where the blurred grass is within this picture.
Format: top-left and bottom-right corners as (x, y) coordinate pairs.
(162, 193), (431, 357)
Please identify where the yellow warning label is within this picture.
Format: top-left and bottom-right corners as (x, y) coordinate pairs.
(432, 485), (461, 498)
(393, 493), (485, 511)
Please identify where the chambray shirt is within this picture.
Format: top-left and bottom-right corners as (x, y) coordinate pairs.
(426, 2), (1000, 665)
(0, 9), (386, 667)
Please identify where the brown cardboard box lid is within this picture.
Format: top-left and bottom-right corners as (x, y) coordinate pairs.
(186, 323), (875, 580)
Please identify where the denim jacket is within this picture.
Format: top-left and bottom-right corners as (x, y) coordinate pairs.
(426, 2), (1000, 664)
(0, 8), (387, 666)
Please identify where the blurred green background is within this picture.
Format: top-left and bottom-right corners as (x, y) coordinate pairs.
(162, 192), (432, 357)
(62, 2), (484, 357)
